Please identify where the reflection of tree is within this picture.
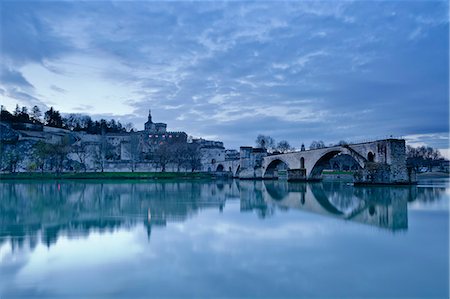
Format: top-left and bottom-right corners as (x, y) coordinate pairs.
(0, 181), (239, 250)
(239, 181), (275, 218)
(415, 186), (447, 203)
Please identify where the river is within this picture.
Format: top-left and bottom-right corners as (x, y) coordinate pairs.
(0, 178), (448, 298)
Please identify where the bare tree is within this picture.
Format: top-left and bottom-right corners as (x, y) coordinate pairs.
(310, 140), (326, 149)
(155, 144), (172, 172)
(407, 145), (443, 172)
(185, 144), (201, 172)
(276, 140), (292, 153)
(53, 137), (71, 173)
(172, 143), (188, 172)
(4, 151), (23, 173)
(72, 143), (88, 172)
(129, 134), (141, 172)
(93, 133), (108, 172)
(125, 122), (135, 133)
(93, 146), (105, 172)
(255, 134), (275, 151)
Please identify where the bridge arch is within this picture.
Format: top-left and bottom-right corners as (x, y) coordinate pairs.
(264, 181), (289, 201)
(367, 152), (375, 162)
(216, 164), (224, 172)
(309, 149), (363, 179)
(264, 159), (289, 179)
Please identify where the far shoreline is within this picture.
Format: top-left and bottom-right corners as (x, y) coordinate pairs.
(416, 172), (449, 179)
(0, 172), (216, 181)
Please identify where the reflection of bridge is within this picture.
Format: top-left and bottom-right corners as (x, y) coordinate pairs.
(226, 138), (416, 185)
(0, 179), (432, 250)
(238, 180), (413, 231)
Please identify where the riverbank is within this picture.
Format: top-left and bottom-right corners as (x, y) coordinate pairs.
(0, 172), (214, 180)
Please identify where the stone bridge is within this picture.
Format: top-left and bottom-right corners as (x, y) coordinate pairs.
(234, 139), (416, 185)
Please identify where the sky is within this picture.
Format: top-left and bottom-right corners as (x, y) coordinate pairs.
(0, 1), (448, 154)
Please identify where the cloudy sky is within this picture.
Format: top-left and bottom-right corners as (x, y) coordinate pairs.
(1, 1), (448, 153)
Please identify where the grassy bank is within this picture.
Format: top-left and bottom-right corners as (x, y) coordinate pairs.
(0, 172), (214, 180)
(322, 170), (354, 175)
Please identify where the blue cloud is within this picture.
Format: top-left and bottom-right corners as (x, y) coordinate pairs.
(0, 1), (448, 150)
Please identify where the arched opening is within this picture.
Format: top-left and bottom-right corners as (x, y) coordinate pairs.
(310, 151), (363, 180)
(300, 157), (305, 169)
(264, 181), (289, 201)
(310, 182), (364, 216)
(264, 159), (289, 180)
(367, 152), (375, 162)
(216, 164), (224, 172)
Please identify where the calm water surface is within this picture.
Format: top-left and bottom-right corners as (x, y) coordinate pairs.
(0, 178), (448, 298)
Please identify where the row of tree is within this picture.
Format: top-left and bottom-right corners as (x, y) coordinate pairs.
(255, 135), (294, 153)
(1, 138), (203, 173)
(255, 134), (349, 153)
(1, 104), (134, 134)
(406, 145), (444, 172)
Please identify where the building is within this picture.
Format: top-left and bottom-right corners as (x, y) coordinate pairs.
(1, 109), (238, 173)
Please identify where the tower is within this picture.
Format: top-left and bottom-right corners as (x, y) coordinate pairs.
(147, 109), (152, 123)
(144, 109), (153, 131)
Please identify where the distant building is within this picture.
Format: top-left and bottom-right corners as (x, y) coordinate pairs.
(1, 108), (236, 173)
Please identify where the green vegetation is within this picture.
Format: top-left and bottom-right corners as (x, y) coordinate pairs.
(322, 170), (354, 175)
(0, 172), (214, 180)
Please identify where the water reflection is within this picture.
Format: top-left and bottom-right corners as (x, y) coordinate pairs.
(0, 180), (445, 251)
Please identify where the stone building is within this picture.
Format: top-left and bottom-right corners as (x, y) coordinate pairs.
(0, 109), (234, 173)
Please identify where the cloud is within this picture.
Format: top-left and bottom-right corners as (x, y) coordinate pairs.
(50, 85), (66, 94)
(0, 65), (34, 89)
(0, 1), (448, 150)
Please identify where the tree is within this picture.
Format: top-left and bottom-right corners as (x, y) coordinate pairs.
(407, 145), (442, 172)
(33, 141), (53, 173)
(310, 140), (326, 150)
(72, 143), (88, 172)
(31, 105), (42, 123)
(93, 133), (113, 172)
(125, 122), (134, 133)
(0, 107), (14, 122)
(44, 107), (63, 128)
(172, 143), (188, 172)
(276, 140), (292, 153)
(52, 137), (71, 173)
(154, 143), (172, 172)
(255, 134), (275, 151)
(129, 134), (141, 172)
(185, 144), (201, 172)
(14, 104), (20, 116)
(4, 151), (23, 173)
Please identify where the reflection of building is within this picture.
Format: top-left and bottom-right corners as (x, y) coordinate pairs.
(0, 181), (238, 250)
(2, 180), (440, 251)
